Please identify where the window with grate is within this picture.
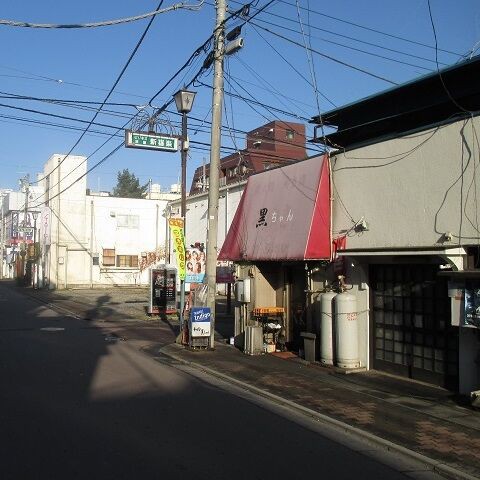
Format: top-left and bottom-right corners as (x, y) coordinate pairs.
(103, 248), (115, 266)
(116, 255), (139, 268)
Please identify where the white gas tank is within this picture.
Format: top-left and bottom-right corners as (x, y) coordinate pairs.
(320, 292), (336, 366)
(334, 292), (360, 369)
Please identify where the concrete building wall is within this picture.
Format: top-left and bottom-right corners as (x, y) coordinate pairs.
(331, 116), (480, 249)
(34, 154), (177, 288)
(89, 195), (168, 286)
(329, 116), (480, 394)
(179, 182), (246, 251)
(40, 154), (88, 289)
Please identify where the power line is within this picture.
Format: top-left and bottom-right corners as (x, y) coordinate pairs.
(275, 0), (462, 57)
(33, 0), (167, 188)
(249, 20), (399, 85)
(0, 1), (203, 29)
(23, 0), (171, 209)
(221, 73), (326, 155)
(228, 68), (320, 114)
(0, 102), (124, 130)
(0, 87), (318, 155)
(236, 32), (336, 108)
(250, 7), (447, 67)
(0, 113), (122, 138)
(219, 0), (458, 62)
(195, 79), (311, 121)
(15, 1), (291, 205)
(0, 64), (154, 101)
(252, 16), (434, 72)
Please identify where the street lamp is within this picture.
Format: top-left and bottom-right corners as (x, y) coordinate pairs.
(32, 211), (39, 289)
(173, 88), (196, 340)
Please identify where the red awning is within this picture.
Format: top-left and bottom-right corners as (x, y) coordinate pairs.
(219, 155), (331, 261)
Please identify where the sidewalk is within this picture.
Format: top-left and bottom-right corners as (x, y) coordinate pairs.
(160, 342), (480, 479)
(9, 281), (480, 480)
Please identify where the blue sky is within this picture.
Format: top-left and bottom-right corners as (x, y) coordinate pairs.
(0, 0), (478, 193)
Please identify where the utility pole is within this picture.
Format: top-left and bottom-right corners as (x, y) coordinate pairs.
(20, 175), (30, 283)
(205, 0), (226, 349)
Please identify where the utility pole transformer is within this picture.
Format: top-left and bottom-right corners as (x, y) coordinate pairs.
(206, 0), (226, 349)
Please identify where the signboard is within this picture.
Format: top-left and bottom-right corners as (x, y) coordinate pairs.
(125, 129), (179, 152)
(216, 261), (234, 283)
(41, 207), (51, 247)
(149, 267), (177, 315)
(9, 211), (34, 244)
(169, 218), (186, 280)
(464, 282), (480, 328)
(189, 307), (211, 337)
(186, 247), (205, 283)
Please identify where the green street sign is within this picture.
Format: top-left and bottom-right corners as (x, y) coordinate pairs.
(125, 130), (179, 152)
(17, 227), (34, 234)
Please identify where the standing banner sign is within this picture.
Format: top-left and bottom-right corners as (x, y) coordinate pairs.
(169, 218), (186, 280)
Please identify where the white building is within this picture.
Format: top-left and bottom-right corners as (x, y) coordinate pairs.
(2, 153), (180, 288)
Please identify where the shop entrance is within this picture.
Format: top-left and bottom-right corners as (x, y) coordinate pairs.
(285, 264), (307, 351)
(370, 263), (458, 390)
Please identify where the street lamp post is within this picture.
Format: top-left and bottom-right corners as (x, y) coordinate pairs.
(32, 211), (39, 288)
(173, 88), (196, 340)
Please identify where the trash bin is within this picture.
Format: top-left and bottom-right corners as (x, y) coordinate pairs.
(300, 332), (317, 363)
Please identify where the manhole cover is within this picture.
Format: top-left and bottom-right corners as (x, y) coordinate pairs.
(40, 327), (65, 332)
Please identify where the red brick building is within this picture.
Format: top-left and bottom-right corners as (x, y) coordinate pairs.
(189, 120), (306, 194)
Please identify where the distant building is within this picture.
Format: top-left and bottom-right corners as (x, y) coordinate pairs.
(189, 120), (307, 194)
(1, 154), (180, 288)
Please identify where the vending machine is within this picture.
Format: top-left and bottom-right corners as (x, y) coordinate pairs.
(149, 266), (177, 315)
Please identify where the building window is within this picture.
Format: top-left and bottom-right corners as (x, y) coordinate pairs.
(103, 248), (115, 266)
(286, 129), (295, 140)
(116, 214), (139, 229)
(116, 255), (139, 268)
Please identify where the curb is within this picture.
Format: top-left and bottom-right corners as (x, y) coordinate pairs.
(159, 344), (477, 480)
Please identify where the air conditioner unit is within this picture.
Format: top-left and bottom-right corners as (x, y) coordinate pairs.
(244, 325), (263, 355)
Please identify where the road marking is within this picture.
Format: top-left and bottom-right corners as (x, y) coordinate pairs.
(40, 327), (65, 332)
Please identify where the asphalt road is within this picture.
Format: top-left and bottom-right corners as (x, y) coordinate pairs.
(0, 283), (442, 480)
